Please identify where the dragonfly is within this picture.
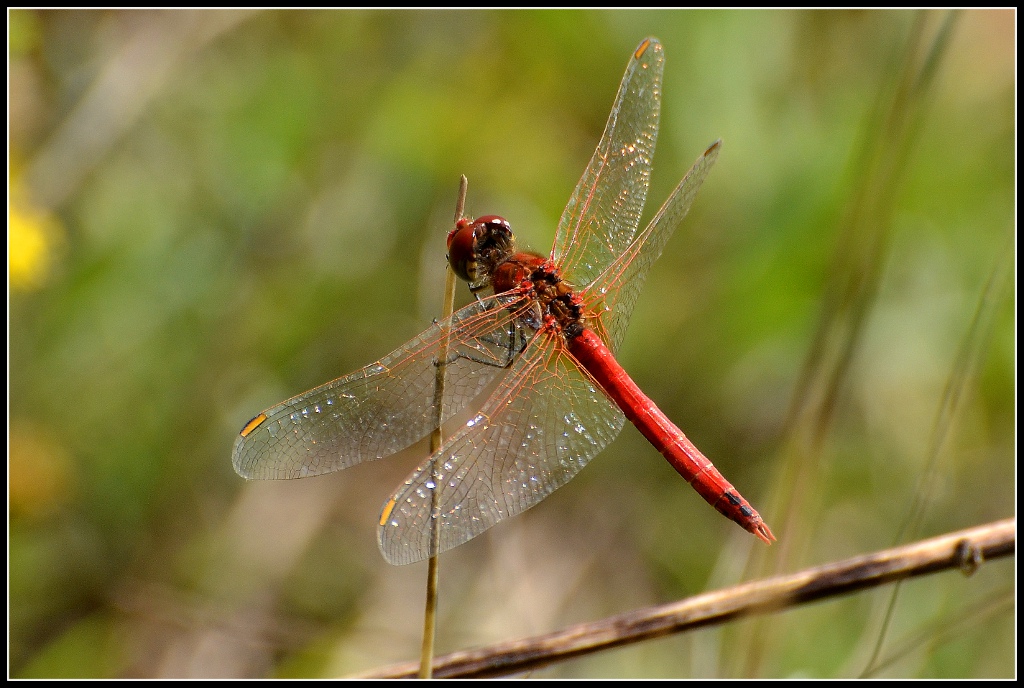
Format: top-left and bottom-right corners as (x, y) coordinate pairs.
(233, 37), (774, 565)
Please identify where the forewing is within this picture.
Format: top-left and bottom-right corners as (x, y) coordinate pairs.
(583, 140), (721, 353)
(551, 38), (662, 289)
(232, 293), (534, 480)
(378, 332), (626, 565)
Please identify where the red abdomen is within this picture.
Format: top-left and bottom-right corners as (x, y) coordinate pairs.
(568, 328), (774, 544)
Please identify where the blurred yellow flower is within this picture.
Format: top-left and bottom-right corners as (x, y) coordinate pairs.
(9, 193), (62, 291)
(9, 419), (74, 519)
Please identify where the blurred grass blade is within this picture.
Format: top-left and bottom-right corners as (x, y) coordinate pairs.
(860, 228), (1013, 677)
(737, 10), (962, 677)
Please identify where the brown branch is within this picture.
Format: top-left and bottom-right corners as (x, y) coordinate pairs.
(358, 518), (1014, 678)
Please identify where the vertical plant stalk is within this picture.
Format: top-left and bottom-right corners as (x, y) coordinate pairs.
(418, 175), (468, 679)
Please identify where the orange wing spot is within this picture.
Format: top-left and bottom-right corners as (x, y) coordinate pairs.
(634, 38), (652, 60)
(240, 413), (268, 438)
(379, 498), (397, 526)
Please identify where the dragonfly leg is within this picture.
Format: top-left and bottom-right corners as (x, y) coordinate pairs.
(436, 318), (530, 370)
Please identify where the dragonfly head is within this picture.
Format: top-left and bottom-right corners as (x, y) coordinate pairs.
(447, 215), (515, 288)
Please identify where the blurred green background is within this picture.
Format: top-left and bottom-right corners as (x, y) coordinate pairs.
(9, 9), (1014, 678)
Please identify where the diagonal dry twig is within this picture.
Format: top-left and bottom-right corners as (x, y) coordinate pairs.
(358, 518), (1014, 678)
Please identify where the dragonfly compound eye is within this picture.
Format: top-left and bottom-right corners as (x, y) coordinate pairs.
(447, 215), (516, 285)
(447, 218), (480, 283)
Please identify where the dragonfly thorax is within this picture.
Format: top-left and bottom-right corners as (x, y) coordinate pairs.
(449, 215), (588, 340)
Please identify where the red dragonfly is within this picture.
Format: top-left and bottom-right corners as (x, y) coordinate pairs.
(233, 38), (774, 565)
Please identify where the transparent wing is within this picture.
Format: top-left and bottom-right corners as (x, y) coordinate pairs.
(583, 140), (721, 353)
(378, 331), (626, 565)
(232, 292), (536, 480)
(551, 37), (662, 290)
